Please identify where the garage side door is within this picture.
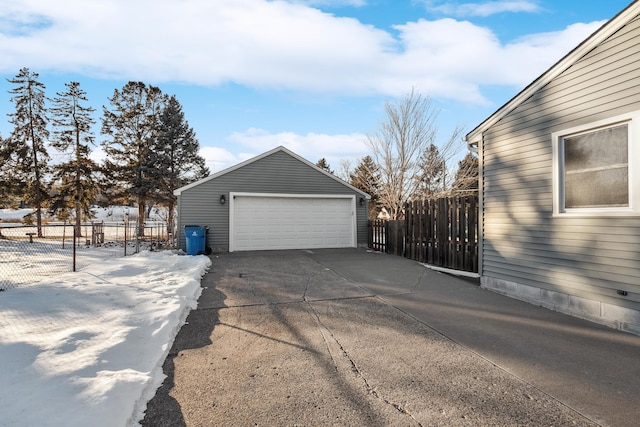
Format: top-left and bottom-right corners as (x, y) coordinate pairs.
(231, 195), (355, 251)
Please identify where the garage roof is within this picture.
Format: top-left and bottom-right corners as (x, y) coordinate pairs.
(174, 145), (371, 198)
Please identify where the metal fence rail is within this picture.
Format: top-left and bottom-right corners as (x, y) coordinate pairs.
(0, 222), (171, 291)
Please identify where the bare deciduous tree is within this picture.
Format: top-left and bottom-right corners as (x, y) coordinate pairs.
(336, 159), (353, 182)
(366, 88), (464, 219)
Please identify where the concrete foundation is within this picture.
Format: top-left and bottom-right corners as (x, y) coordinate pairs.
(481, 276), (640, 336)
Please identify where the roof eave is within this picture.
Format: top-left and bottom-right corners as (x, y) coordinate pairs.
(174, 145), (371, 199)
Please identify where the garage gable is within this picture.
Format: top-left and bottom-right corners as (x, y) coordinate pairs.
(175, 146), (368, 198)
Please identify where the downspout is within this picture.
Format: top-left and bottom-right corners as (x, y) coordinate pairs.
(477, 132), (484, 278)
(462, 132), (483, 278)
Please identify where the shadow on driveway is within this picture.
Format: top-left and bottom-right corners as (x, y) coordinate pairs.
(141, 249), (640, 426)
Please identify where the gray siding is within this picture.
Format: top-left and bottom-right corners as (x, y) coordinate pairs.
(177, 149), (368, 252)
(482, 15), (640, 310)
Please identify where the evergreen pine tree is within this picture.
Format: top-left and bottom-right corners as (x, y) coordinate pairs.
(316, 158), (333, 174)
(452, 152), (479, 194)
(0, 135), (10, 206)
(350, 155), (381, 219)
(7, 68), (50, 236)
(50, 81), (99, 236)
(101, 82), (168, 236)
(153, 95), (209, 234)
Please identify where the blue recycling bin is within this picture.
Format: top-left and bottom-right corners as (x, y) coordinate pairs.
(184, 225), (206, 255)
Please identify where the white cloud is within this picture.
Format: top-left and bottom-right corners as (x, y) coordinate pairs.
(430, 1), (541, 17)
(224, 127), (368, 170)
(199, 146), (254, 174)
(0, 0), (604, 105)
(288, 0), (367, 6)
(392, 18), (605, 90)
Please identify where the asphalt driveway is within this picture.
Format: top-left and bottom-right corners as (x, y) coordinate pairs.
(141, 248), (640, 426)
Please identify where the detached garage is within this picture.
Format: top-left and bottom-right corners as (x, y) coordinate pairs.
(174, 146), (370, 252)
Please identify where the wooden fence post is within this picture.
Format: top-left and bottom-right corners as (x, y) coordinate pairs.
(401, 195), (479, 273)
(367, 195), (478, 273)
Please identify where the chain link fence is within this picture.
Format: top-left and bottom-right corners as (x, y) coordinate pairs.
(0, 222), (173, 291)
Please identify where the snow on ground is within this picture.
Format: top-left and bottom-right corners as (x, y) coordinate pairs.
(0, 208), (35, 222)
(0, 250), (211, 427)
(0, 205), (167, 223)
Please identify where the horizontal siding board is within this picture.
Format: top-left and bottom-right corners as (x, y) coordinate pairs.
(484, 203), (553, 213)
(483, 166), (550, 185)
(484, 182), (550, 195)
(490, 19), (640, 138)
(485, 213), (640, 228)
(485, 89), (640, 146)
(484, 239), (640, 270)
(485, 85), (640, 145)
(500, 50), (640, 132)
(484, 226), (640, 245)
(485, 238), (640, 263)
(485, 187), (551, 201)
(177, 149), (368, 251)
(481, 14), (640, 313)
(482, 252), (640, 295)
(482, 255), (640, 295)
(482, 141), (551, 163)
(544, 17), (640, 92)
(482, 260), (640, 307)
(485, 181), (551, 194)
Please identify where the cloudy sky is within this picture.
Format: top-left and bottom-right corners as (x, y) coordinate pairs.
(0, 0), (633, 173)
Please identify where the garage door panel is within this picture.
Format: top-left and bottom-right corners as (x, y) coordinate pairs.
(231, 195), (355, 251)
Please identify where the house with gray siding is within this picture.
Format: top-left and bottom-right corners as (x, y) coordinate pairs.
(174, 146), (370, 253)
(464, 1), (640, 334)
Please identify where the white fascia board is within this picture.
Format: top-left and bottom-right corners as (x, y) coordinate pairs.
(174, 145), (372, 199)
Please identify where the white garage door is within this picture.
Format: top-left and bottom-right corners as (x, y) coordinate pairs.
(230, 193), (356, 251)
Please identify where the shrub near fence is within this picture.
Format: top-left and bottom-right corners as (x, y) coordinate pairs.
(0, 222), (171, 291)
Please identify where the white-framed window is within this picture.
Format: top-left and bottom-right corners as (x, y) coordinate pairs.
(552, 111), (640, 216)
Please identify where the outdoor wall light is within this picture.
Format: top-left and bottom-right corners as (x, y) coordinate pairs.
(359, 197), (365, 206)
(220, 194), (226, 205)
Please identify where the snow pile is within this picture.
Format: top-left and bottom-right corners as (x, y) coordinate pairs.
(0, 250), (211, 427)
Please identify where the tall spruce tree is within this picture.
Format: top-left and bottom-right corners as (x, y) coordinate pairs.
(0, 134), (11, 206)
(153, 95), (209, 234)
(7, 68), (50, 236)
(316, 158), (333, 174)
(50, 81), (99, 235)
(350, 155), (381, 219)
(0, 134), (22, 209)
(101, 82), (168, 235)
(452, 152), (479, 194)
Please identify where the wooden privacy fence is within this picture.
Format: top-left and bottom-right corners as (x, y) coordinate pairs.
(368, 219), (405, 255)
(369, 195), (478, 273)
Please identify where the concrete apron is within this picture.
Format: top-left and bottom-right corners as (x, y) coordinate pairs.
(141, 249), (640, 427)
